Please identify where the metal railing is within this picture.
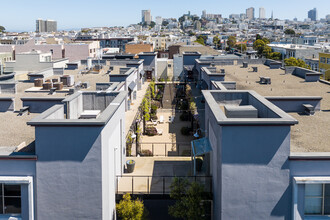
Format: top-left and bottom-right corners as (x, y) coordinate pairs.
(137, 142), (191, 157)
(116, 175), (212, 195)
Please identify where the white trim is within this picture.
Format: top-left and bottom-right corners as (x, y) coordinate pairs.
(294, 177), (330, 184)
(0, 176), (34, 220)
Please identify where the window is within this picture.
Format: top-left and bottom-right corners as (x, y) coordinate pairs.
(305, 184), (330, 215)
(327, 58), (330, 64)
(0, 184), (21, 214)
(320, 57), (326, 63)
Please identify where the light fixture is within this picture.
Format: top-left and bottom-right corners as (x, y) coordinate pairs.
(131, 134), (136, 139)
(194, 132), (199, 138)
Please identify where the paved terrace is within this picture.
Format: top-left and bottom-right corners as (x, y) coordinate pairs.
(117, 157), (211, 195)
(221, 64), (330, 152)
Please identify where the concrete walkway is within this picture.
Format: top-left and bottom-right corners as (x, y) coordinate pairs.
(125, 82), (150, 137)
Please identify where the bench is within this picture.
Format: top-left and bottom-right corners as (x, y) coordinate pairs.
(303, 104), (315, 115)
(18, 106), (30, 116)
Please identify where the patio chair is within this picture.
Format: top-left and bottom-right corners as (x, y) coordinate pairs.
(151, 119), (158, 126)
(159, 115), (164, 124)
(155, 127), (163, 135)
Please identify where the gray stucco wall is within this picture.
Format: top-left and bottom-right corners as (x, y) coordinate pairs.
(0, 159), (36, 220)
(183, 54), (201, 66)
(0, 98), (14, 112)
(0, 83), (17, 94)
(286, 66), (321, 82)
(22, 98), (65, 113)
(173, 55), (184, 81)
(219, 125), (291, 220)
(101, 101), (125, 219)
(290, 160), (330, 220)
(83, 92), (117, 112)
(266, 97), (321, 113)
(35, 126), (104, 220)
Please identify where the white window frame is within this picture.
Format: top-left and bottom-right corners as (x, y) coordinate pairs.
(293, 177), (330, 219)
(0, 177), (33, 220)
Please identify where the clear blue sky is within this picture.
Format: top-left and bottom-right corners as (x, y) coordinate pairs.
(1, 0), (329, 32)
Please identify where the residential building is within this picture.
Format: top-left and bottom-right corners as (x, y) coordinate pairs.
(308, 8), (317, 21)
(138, 52), (158, 80)
(36, 19), (57, 33)
(157, 58), (173, 80)
(191, 58), (328, 219)
(259, 7), (266, 19)
(5, 50), (68, 72)
(0, 52), (13, 69)
(125, 42), (153, 55)
(319, 52), (330, 80)
(246, 7), (255, 20)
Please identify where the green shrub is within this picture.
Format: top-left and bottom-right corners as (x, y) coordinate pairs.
(180, 112), (189, 121)
(116, 193), (144, 220)
(146, 126), (157, 136)
(151, 104), (158, 113)
(181, 127), (191, 136)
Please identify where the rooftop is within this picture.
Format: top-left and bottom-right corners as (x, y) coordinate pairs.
(0, 111), (36, 154)
(220, 64), (330, 152)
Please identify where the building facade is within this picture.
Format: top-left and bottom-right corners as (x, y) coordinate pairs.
(319, 52), (330, 80)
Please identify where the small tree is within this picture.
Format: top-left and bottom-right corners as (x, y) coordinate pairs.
(116, 193), (144, 220)
(262, 45), (272, 58)
(213, 36), (220, 48)
(235, 44), (247, 52)
(0, 26), (5, 32)
(169, 178), (206, 220)
(284, 57), (310, 69)
(227, 36), (236, 48)
(149, 81), (155, 99)
(141, 97), (150, 134)
(284, 29), (295, 36)
(253, 39), (266, 55)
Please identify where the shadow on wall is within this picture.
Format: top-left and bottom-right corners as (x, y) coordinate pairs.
(36, 126), (103, 162)
(271, 185), (292, 219)
(221, 126), (290, 165)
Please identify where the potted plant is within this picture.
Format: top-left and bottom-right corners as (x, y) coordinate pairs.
(126, 160), (135, 173)
(196, 158), (203, 172)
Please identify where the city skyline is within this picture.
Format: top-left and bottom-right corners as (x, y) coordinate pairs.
(0, 0), (329, 32)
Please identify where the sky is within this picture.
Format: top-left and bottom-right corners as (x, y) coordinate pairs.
(0, 0), (329, 32)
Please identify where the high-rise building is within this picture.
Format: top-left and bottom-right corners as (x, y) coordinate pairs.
(36, 19), (57, 32)
(259, 7), (266, 19)
(246, 7), (255, 20)
(142, 10), (152, 25)
(308, 8), (317, 21)
(202, 10), (206, 18)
